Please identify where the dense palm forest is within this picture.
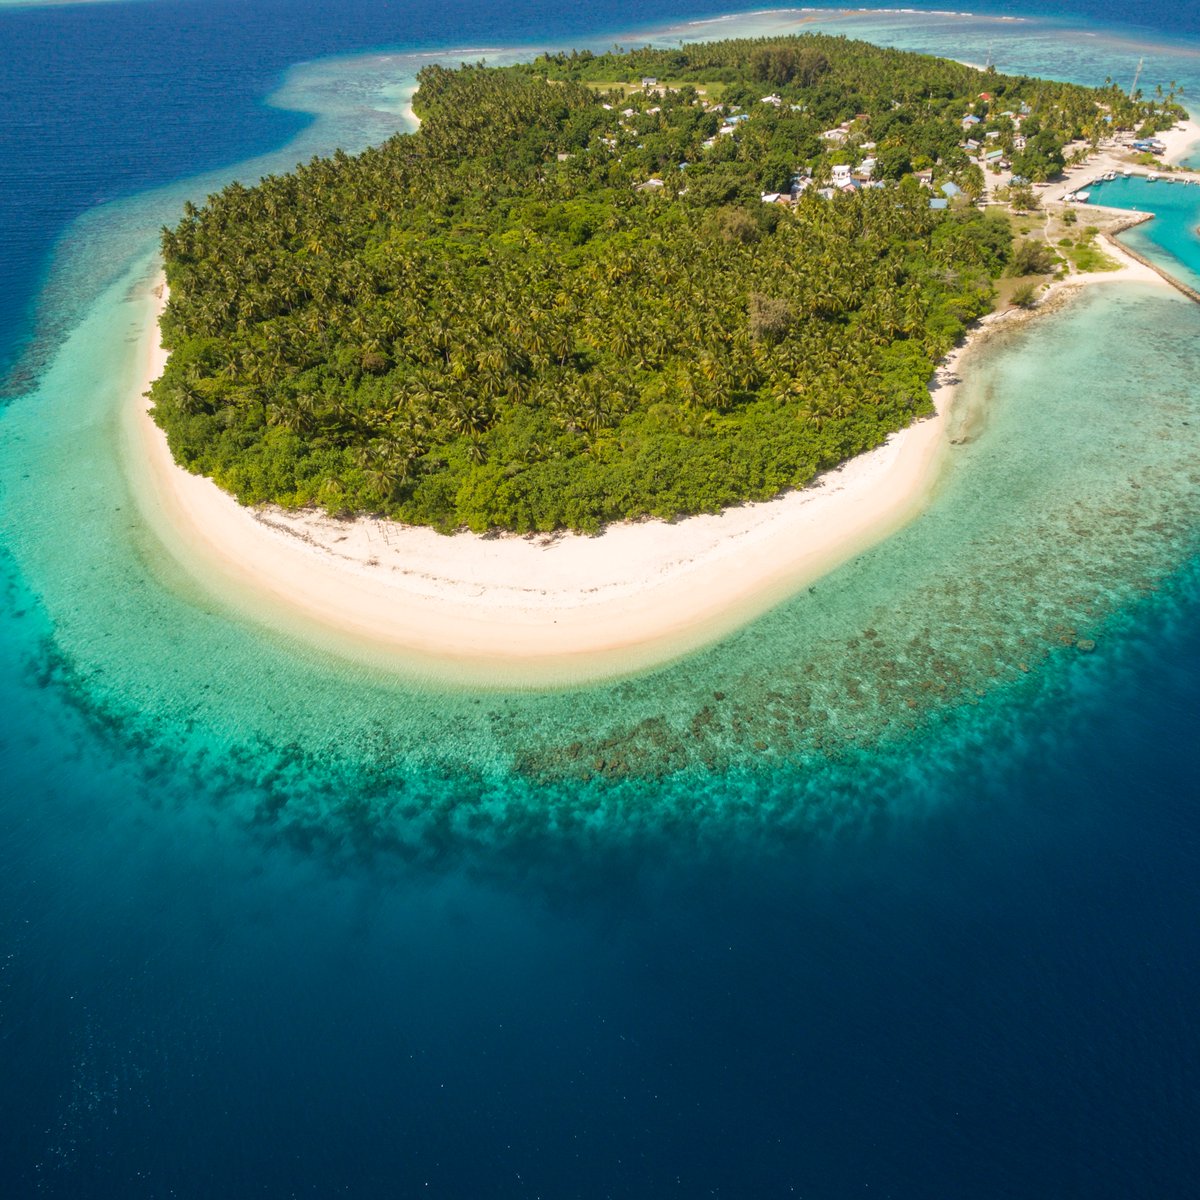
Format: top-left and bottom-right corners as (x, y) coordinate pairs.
(152, 35), (1179, 532)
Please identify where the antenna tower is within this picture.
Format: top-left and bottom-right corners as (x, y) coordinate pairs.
(1130, 57), (1144, 100)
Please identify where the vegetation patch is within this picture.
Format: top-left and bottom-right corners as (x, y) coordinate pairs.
(1063, 226), (1121, 272)
(152, 35), (1179, 532)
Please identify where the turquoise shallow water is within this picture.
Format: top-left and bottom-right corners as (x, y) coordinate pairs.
(1083, 174), (1200, 290)
(3, 6), (1200, 1194)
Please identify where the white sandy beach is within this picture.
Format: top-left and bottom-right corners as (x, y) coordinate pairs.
(126, 136), (1182, 682)
(129, 278), (963, 681)
(1144, 112), (1200, 164)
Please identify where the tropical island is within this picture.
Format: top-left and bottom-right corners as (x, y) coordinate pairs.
(150, 34), (1183, 535)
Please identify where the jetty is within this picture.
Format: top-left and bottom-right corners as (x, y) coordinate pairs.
(1101, 230), (1200, 304)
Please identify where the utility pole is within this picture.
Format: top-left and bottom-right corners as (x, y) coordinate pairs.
(1130, 57), (1144, 100)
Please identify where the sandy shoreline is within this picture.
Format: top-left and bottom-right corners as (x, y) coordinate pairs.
(126, 134), (1183, 684)
(129, 280), (964, 682)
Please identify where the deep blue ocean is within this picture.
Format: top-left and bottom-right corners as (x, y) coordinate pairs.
(2, 2), (1199, 1197)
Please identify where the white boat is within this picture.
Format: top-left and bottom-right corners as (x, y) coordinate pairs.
(1074, 190), (1091, 202)
(1148, 172), (1159, 182)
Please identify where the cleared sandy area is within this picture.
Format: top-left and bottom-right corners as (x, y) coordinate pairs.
(1150, 112), (1200, 164)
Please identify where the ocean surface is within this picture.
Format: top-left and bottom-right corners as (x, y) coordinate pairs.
(2, 2), (1199, 1196)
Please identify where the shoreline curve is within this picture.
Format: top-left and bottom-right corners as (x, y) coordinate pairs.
(128, 274), (963, 686)
(125, 205), (1178, 691)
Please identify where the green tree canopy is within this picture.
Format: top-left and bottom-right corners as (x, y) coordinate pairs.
(151, 35), (1176, 532)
